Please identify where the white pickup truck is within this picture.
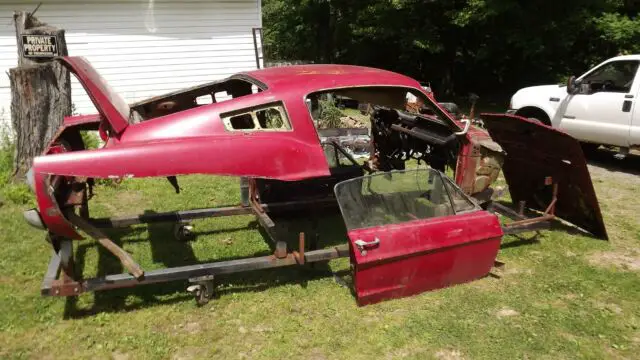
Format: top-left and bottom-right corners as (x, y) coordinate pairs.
(508, 55), (640, 154)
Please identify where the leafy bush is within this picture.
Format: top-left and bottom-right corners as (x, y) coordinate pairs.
(81, 131), (101, 150)
(3, 184), (32, 205)
(1, 113), (14, 187)
(317, 99), (343, 129)
(0, 114), (35, 206)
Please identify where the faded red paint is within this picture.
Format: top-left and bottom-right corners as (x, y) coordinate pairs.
(34, 57), (453, 239)
(481, 113), (608, 240)
(348, 211), (503, 306)
(454, 125), (496, 195)
(58, 57), (130, 134)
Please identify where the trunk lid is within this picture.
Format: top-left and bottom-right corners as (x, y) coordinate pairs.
(58, 56), (130, 134)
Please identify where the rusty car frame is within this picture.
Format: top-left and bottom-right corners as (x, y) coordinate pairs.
(24, 57), (607, 306)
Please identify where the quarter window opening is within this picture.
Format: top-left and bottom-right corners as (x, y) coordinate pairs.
(222, 102), (292, 132)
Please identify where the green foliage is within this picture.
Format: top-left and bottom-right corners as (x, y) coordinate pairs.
(263, 0), (639, 97)
(595, 12), (640, 54)
(2, 183), (32, 205)
(0, 134), (14, 188)
(317, 99), (343, 129)
(0, 113), (35, 206)
(0, 132), (34, 206)
(80, 131), (101, 150)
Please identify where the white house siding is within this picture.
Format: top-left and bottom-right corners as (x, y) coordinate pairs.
(0, 0), (262, 130)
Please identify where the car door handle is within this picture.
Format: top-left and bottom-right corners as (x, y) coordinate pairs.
(354, 238), (380, 255)
(622, 100), (632, 112)
(563, 115), (576, 119)
(625, 94), (634, 99)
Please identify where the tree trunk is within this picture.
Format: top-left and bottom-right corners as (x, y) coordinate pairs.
(9, 11), (70, 180)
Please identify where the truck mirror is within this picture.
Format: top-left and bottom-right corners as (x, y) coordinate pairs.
(566, 76), (579, 95)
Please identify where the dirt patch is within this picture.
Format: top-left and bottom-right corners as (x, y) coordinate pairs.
(251, 324), (273, 333)
(172, 321), (202, 334)
(307, 348), (327, 360)
(592, 301), (623, 315)
(586, 149), (640, 185)
(502, 266), (534, 276)
(434, 349), (465, 360)
(588, 252), (640, 272)
(115, 191), (147, 208)
(495, 308), (520, 318)
(172, 347), (206, 360)
(385, 344), (429, 359)
(102, 191), (148, 213)
(559, 331), (578, 342)
(588, 164), (640, 185)
(111, 351), (130, 360)
(562, 293), (579, 300)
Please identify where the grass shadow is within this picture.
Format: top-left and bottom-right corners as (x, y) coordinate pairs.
(63, 208), (352, 317)
(585, 148), (640, 176)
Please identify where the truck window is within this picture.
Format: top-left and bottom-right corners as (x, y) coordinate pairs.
(582, 60), (639, 94)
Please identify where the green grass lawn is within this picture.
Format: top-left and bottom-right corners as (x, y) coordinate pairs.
(0, 163), (639, 359)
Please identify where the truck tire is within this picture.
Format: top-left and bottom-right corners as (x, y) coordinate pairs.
(515, 107), (551, 126)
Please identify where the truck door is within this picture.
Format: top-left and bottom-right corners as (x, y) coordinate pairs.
(631, 71), (640, 148)
(559, 59), (639, 147)
(334, 169), (503, 306)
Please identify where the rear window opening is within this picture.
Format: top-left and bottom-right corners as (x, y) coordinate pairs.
(130, 76), (265, 121)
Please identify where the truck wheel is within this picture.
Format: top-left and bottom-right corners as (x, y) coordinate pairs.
(515, 107), (551, 126)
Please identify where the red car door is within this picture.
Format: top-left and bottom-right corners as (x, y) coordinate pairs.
(335, 169), (503, 306)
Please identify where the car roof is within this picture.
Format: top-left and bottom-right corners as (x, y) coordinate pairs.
(241, 64), (423, 93)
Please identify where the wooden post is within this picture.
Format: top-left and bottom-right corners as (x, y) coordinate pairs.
(9, 11), (71, 180)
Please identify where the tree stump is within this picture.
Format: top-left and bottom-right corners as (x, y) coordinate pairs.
(9, 11), (70, 180)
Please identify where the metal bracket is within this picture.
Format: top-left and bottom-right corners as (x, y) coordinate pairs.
(502, 183), (558, 231)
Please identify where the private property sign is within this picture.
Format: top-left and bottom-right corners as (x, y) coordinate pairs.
(21, 35), (59, 58)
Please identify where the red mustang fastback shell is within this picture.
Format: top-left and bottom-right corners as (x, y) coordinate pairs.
(33, 57), (465, 239)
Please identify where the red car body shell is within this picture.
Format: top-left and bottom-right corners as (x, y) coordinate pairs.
(32, 57), (467, 239)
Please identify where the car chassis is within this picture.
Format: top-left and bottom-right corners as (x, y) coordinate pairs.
(29, 57), (608, 306)
(40, 171), (562, 305)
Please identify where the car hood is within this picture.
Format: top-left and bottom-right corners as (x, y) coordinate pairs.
(511, 84), (567, 104)
(481, 113), (608, 240)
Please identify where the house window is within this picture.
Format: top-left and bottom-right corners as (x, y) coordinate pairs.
(222, 102), (292, 132)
